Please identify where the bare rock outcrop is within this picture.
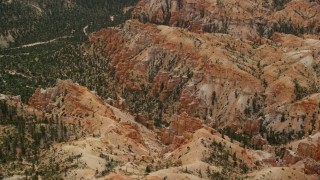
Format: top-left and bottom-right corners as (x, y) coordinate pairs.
(88, 18), (320, 136)
(283, 149), (302, 165)
(304, 159), (320, 175)
(132, 0), (320, 39)
(297, 139), (320, 161)
(160, 112), (202, 147)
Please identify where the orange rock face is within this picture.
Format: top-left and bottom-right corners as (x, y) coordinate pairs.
(304, 159), (320, 175)
(283, 150), (302, 165)
(262, 157), (278, 167)
(132, 0), (320, 39)
(170, 112), (203, 136)
(89, 19), (264, 130)
(297, 141), (320, 161)
(28, 87), (56, 111)
(88, 17), (320, 137)
(28, 80), (116, 133)
(251, 135), (268, 147)
(122, 122), (146, 146)
(160, 112), (202, 148)
(242, 120), (261, 136)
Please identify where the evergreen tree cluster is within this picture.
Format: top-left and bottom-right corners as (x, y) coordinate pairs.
(0, 44), (117, 103)
(0, 100), (71, 164)
(0, 0), (137, 47)
(205, 138), (251, 178)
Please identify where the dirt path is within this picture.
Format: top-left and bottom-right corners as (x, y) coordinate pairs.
(10, 36), (72, 50)
(83, 25), (89, 36)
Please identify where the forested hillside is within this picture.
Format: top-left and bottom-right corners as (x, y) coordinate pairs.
(0, 44), (116, 103)
(0, 0), (137, 103)
(0, 99), (75, 178)
(0, 0), (136, 47)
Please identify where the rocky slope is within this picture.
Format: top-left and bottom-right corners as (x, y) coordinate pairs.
(85, 1), (320, 177)
(1, 80), (318, 179)
(89, 19), (320, 138)
(132, 0), (320, 39)
(1, 0), (320, 179)
(1, 80), (162, 179)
